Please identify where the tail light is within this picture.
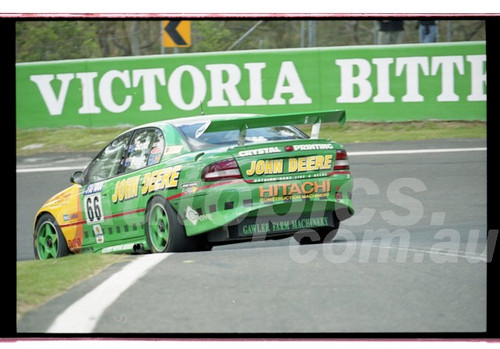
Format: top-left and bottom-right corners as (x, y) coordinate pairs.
(202, 158), (243, 182)
(333, 149), (350, 174)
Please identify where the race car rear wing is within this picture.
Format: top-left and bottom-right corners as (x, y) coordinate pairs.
(195, 109), (346, 146)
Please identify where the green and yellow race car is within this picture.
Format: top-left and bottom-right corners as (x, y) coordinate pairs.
(33, 110), (354, 259)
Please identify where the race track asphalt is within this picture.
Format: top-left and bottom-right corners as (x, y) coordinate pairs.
(16, 138), (489, 334)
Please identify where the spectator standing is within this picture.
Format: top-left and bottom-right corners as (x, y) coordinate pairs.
(377, 20), (404, 45)
(419, 20), (438, 43)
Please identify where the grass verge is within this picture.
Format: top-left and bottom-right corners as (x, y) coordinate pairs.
(17, 253), (130, 322)
(319, 120), (486, 144)
(17, 126), (130, 156)
(16, 121), (486, 156)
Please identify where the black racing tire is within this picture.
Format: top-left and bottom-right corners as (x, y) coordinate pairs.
(293, 226), (339, 245)
(34, 213), (70, 259)
(194, 236), (213, 252)
(145, 196), (197, 253)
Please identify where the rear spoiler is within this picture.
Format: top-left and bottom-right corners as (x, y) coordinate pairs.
(195, 109), (346, 146)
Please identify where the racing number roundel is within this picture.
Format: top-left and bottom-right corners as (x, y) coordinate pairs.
(85, 194), (103, 224)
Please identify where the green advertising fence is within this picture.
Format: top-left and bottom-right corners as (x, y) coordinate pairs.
(16, 41), (486, 129)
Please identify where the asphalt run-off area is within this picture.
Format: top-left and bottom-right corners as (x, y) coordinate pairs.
(16, 138), (490, 334)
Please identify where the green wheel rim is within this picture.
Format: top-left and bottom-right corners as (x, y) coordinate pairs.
(149, 203), (170, 251)
(36, 221), (60, 259)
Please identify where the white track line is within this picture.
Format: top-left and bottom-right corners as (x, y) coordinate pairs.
(17, 147), (487, 174)
(375, 244), (487, 262)
(46, 253), (171, 333)
(16, 166), (84, 173)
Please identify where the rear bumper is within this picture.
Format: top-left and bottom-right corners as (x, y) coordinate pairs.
(208, 210), (338, 244)
(169, 174), (354, 238)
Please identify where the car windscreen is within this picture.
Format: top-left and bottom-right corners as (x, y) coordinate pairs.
(176, 124), (308, 150)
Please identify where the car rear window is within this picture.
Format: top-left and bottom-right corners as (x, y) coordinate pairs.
(177, 124), (308, 150)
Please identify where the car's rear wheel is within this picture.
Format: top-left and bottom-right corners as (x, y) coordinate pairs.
(34, 213), (70, 259)
(293, 225), (339, 245)
(145, 196), (195, 253)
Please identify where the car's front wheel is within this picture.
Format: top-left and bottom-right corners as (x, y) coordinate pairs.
(34, 213), (70, 259)
(145, 196), (195, 253)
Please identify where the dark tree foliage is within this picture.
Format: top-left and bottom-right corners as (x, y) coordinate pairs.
(15, 19), (486, 63)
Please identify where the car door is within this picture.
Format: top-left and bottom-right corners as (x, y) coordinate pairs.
(104, 127), (166, 245)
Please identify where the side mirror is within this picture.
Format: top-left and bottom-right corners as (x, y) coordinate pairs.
(70, 171), (85, 185)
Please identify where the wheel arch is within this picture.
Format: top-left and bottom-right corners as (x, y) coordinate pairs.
(145, 194), (183, 226)
(33, 210), (55, 236)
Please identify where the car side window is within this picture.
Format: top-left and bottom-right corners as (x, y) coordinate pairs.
(85, 132), (132, 183)
(122, 128), (165, 174)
